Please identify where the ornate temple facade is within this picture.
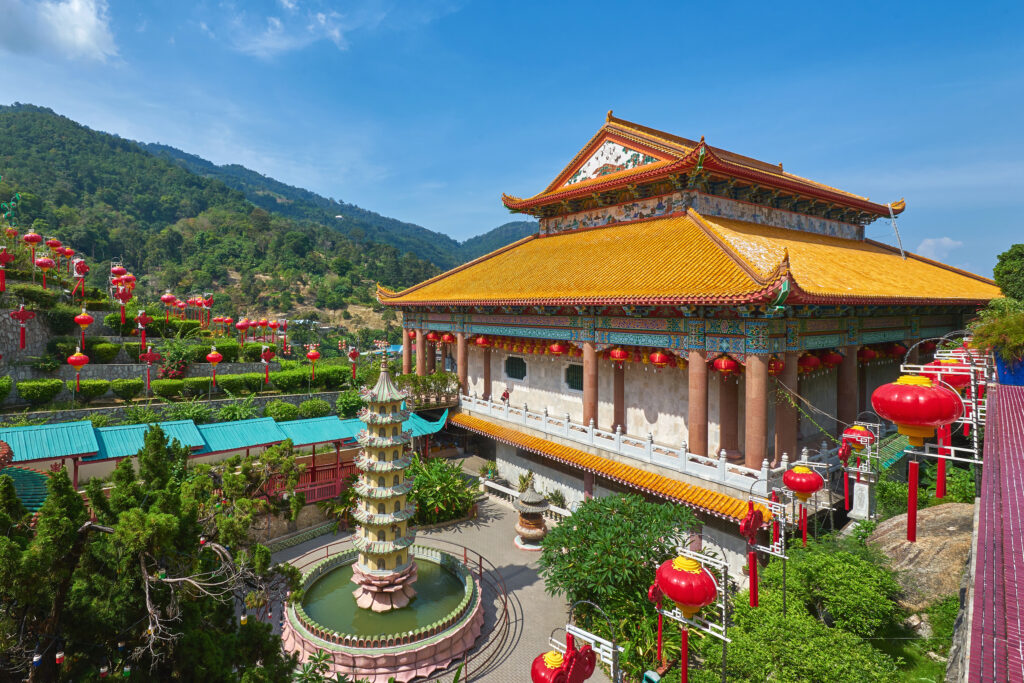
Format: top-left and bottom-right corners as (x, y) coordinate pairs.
(379, 113), (999, 546)
(351, 359), (417, 612)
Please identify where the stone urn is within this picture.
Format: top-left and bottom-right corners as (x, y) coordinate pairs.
(514, 483), (549, 548)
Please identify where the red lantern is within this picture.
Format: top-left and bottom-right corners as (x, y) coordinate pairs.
(820, 350), (844, 369)
(857, 347), (877, 364)
(408, 330), (416, 340)
(919, 340), (937, 355)
(0, 247), (16, 292)
(649, 350), (670, 368)
(441, 332), (456, 344)
(206, 346), (223, 387)
(4, 227), (17, 240)
(783, 464), (824, 546)
(235, 319), (250, 345)
(425, 331), (440, 343)
(548, 341), (568, 356)
(921, 359), (971, 393)
(654, 555), (718, 683)
(307, 348), (321, 382)
(110, 265), (127, 278)
(871, 375), (963, 447)
(160, 291), (176, 322)
(888, 342), (908, 360)
(767, 356), (785, 376)
(797, 353), (821, 374)
(34, 256), (54, 289)
(841, 425), (875, 452)
(739, 501), (765, 607)
(67, 347), (89, 392)
(22, 232), (42, 263)
(713, 355), (740, 376)
(114, 286), (133, 324)
(10, 305), (35, 349)
(45, 237), (62, 252)
(74, 309), (94, 348)
(475, 335), (490, 347)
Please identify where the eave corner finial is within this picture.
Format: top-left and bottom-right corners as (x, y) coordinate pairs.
(606, 109), (613, 122)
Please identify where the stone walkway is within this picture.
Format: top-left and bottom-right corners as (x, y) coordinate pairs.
(273, 492), (612, 682)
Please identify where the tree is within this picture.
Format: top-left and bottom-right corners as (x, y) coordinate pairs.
(994, 243), (1024, 301)
(0, 427), (304, 681)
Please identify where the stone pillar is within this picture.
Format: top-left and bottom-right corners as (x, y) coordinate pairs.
(456, 332), (468, 393)
(774, 351), (799, 466)
(612, 363), (625, 433)
(402, 330), (411, 375)
(415, 329), (426, 376)
(688, 349), (708, 456)
(583, 471), (594, 500)
(837, 345), (859, 435)
(744, 354), (769, 469)
(583, 341), (598, 427)
(482, 347), (491, 400)
(718, 372), (740, 458)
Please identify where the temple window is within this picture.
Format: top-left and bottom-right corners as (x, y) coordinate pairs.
(393, 475), (400, 486)
(377, 502), (385, 514)
(394, 500), (401, 512)
(504, 356), (527, 380)
(565, 363), (584, 392)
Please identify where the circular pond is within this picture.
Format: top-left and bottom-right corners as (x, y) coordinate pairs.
(302, 558), (465, 635)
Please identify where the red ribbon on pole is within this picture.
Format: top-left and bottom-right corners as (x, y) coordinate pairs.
(936, 423), (950, 498)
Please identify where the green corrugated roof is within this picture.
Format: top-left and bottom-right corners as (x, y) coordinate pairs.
(879, 433), (911, 470)
(91, 420), (205, 462)
(278, 416), (361, 447)
(406, 410), (448, 437)
(0, 421), (98, 463)
(196, 418), (286, 454)
(0, 465), (49, 512)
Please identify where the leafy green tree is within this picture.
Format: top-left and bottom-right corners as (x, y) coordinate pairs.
(994, 243), (1024, 301)
(335, 389), (365, 418)
(407, 455), (477, 525)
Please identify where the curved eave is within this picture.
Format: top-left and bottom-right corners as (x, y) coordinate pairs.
(503, 144), (903, 218)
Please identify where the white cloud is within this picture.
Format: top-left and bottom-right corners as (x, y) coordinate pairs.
(916, 237), (964, 262)
(0, 0), (117, 62)
(279, 0), (298, 9)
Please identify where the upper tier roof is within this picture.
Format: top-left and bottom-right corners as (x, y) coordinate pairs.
(377, 209), (999, 307)
(502, 113), (904, 218)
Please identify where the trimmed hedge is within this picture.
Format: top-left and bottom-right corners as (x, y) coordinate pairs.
(151, 379), (184, 398)
(186, 340), (240, 363)
(16, 379), (64, 406)
(45, 303), (81, 336)
(90, 342), (121, 364)
(183, 377), (212, 397)
(124, 342), (141, 359)
(316, 365), (347, 391)
(84, 298), (113, 311)
(9, 283), (59, 308)
(215, 374), (248, 395)
(111, 378), (144, 401)
(68, 379), (110, 403)
(264, 400), (298, 421)
(166, 319), (202, 337)
(298, 398), (332, 419)
(241, 342), (278, 362)
(0, 376), (12, 402)
(270, 370), (308, 394)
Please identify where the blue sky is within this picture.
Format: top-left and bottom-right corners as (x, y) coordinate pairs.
(1, 0), (1021, 277)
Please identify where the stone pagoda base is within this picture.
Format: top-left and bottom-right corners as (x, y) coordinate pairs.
(352, 562), (418, 612)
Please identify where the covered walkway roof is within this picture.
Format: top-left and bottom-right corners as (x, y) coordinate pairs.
(0, 421), (98, 463)
(92, 420), (205, 462)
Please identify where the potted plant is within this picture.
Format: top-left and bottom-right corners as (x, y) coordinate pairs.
(970, 298), (1024, 385)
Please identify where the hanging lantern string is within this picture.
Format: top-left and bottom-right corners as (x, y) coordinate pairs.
(774, 377), (853, 430)
(773, 381), (844, 446)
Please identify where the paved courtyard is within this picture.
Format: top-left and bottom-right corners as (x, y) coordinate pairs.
(274, 480), (612, 682)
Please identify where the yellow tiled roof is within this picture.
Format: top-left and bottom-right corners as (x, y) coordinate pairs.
(449, 412), (767, 523)
(701, 215), (1000, 303)
(378, 212), (777, 306)
(378, 209), (998, 306)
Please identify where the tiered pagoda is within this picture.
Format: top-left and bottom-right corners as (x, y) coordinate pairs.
(379, 112), (1000, 545)
(351, 358), (417, 612)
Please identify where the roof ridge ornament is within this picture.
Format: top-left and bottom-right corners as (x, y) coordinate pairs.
(606, 109), (613, 122)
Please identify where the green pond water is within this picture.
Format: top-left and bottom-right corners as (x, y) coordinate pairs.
(302, 560), (465, 635)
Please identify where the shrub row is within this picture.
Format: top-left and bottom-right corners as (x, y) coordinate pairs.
(47, 337), (123, 363)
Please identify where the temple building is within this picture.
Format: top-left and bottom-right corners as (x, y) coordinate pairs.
(379, 113), (999, 559)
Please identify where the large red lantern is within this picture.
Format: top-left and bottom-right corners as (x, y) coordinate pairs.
(407, 330), (416, 340)
(268, 319), (279, 342)
(548, 341), (568, 356)
(797, 353), (821, 375)
(475, 335), (490, 347)
(160, 291), (176, 322)
(67, 347), (90, 392)
(74, 309), (94, 348)
(856, 347), (876, 364)
(235, 319), (250, 345)
(307, 348), (321, 382)
(45, 237), (62, 252)
(820, 350), (844, 369)
(530, 635), (595, 683)
(871, 375), (963, 447)
(783, 465), (824, 546)
(4, 227), (17, 240)
(841, 425), (875, 452)
(110, 265), (127, 278)
(22, 232), (42, 263)
(767, 356), (785, 376)
(0, 247), (16, 292)
(206, 346), (223, 387)
(887, 342), (908, 360)
(425, 331), (440, 343)
(713, 355), (740, 377)
(649, 350), (670, 369)
(921, 359), (971, 393)
(34, 256), (54, 289)
(441, 332), (456, 344)
(655, 556), (718, 683)
(608, 347), (629, 368)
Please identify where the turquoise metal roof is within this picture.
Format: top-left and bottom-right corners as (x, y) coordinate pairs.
(196, 418), (286, 454)
(278, 416), (361, 447)
(0, 465), (49, 512)
(405, 410), (448, 437)
(0, 421), (98, 463)
(91, 420), (205, 462)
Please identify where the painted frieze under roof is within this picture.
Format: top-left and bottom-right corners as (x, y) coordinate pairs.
(564, 140), (661, 186)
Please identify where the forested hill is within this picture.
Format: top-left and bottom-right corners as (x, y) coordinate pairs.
(0, 104), (536, 319)
(142, 142), (470, 269)
(460, 221), (538, 260)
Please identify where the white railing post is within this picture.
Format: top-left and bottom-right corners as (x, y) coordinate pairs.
(801, 446), (810, 463)
(543, 406), (549, 434)
(717, 448), (729, 480)
(614, 424), (622, 451)
(588, 418), (595, 445)
(503, 400), (510, 420)
(564, 413), (571, 438)
(758, 457), (770, 495)
(646, 432), (654, 462)
(522, 403), (529, 426)
(679, 441), (688, 473)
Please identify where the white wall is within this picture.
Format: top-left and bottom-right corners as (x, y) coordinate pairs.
(494, 442), (586, 509)
(622, 363), (688, 446)
(863, 359), (900, 416)
(797, 369), (838, 441)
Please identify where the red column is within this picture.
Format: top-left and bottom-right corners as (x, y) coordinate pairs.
(415, 329), (426, 376)
(774, 351), (799, 465)
(402, 329), (411, 375)
(426, 342), (436, 373)
(583, 471), (594, 499)
(456, 332), (468, 393)
(612, 362), (625, 432)
(688, 350), (708, 456)
(744, 354), (768, 469)
(719, 373), (739, 457)
(583, 341), (598, 427)
(482, 347), (491, 400)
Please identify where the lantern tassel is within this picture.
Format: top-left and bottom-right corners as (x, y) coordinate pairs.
(936, 423), (949, 499)
(749, 549), (759, 607)
(0, 268), (4, 293)
(265, 363), (270, 385)
(681, 625), (689, 683)
(140, 327), (146, 352)
(801, 505), (808, 547)
(76, 372), (80, 392)
(351, 362), (356, 381)
(19, 324), (25, 350)
(120, 304), (126, 325)
(311, 364), (316, 382)
(856, 457), (861, 482)
(80, 327), (86, 349)
(41, 271), (46, 289)
(844, 469), (850, 511)
(907, 460), (919, 543)
(146, 364), (151, 391)
(212, 367), (217, 388)
(771, 490), (780, 544)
